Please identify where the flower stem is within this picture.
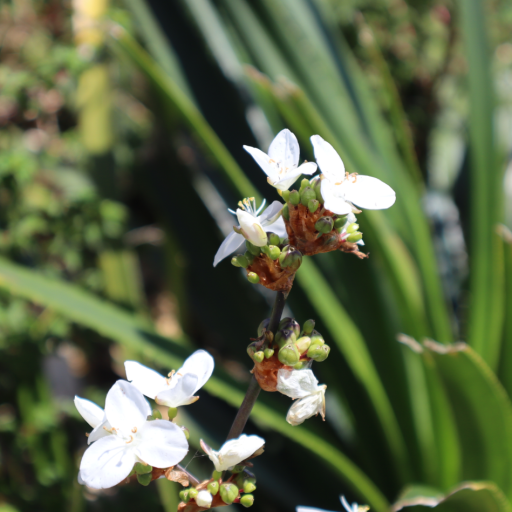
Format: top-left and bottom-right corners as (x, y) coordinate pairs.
(225, 291), (286, 441)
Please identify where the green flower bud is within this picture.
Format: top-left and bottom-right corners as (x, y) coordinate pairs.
(179, 489), (190, 502)
(207, 481), (220, 495)
(135, 462), (153, 475)
(307, 343), (331, 362)
(282, 203), (290, 221)
(212, 470), (223, 481)
(137, 473), (152, 486)
(279, 246), (302, 270)
(281, 190), (290, 202)
(244, 251), (256, 264)
(278, 343), (300, 366)
(243, 478), (257, 494)
(260, 245), (271, 257)
(247, 272), (260, 284)
(240, 494), (255, 508)
(302, 319), (315, 335)
(293, 361), (307, 370)
(347, 232), (363, 243)
(267, 232), (281, 246)
(334, 215), (349, 229)
(231, 256), (242, 267)
(278, 317), (301, 336)
(280, 238), (290, 246)
(299, 178), (310, 192)
(308, 199), (319, 213)
(300, 187), (316, 206)
(220, 483), (239, 505)
(264, 347), (275, 359)
(289, 190), (300, 206)
(257, 318), (270, 337)
(268, 245), (281, 260)
(275, 328), (297, 348)
(311, 176), (323, 202)
(182, 427), (190, 440)
(310, 329), (325, 346)
(235, 254), (250, 268)
(245, 240), (261, 256)
(167, 407), (178, 420)
(295, 336), (311, 354)
(188, 488), (199, 500)
(346, 222), (359, 233)
(315, 216), (334, 234)
(152, 408), (162, 420)
(253, 351), (264, 363)
(230, 464), (245, 474)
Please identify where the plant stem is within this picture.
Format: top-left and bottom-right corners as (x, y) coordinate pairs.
(225, 291), (286, 441)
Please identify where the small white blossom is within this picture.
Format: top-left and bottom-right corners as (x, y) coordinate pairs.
(277, 369), (326, 426)
(74, 396), (111, 444)
(310, 135), (395, 215)
(200, 434), (265, 472)
(125, 350), (214, 408)
(78, 380), (188, 489)
(213, 198), (286, 267)
(244, 129), (317, 191)
(196, 490), (213, 508)
(297, 495), (369, 512)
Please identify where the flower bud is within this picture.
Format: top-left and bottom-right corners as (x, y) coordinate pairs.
(240, 494), (255, 508)
(267, 232), (281, 246)
(247, 272), (260, 284)
(302, 319), (315, 335)
(293, 361), (308, 370)
(289, 190), (300, 206)
(212, 470), (222, 481)
(310, 329), (325, 345)
(179, 489), (190, 502)
(207, 481), (220, 495)
(346, 222), (359, 233)
(307, 343), (331, 362)
(295, 336), (311, 354)
(311, 176), (323, 202)
(278, 317), (300, 336)
(281, 190), (290, 202)
(244, 251), (256, 264)
(299, 178), (310, 192)
(334, 215), (349, 229)
(137, 473), (152, 486)
(253, 351), (265, 363)
(233, 254), (250, 268)
(135, 462), (153, 475)
(260, 245), (271, 257)
(245, 240), (261, 256)
(151, 408), (162, 420)
(347, 232), (363, 243)
(308, 199), (320, 213)
(268, 245), (281, 260)
(243, 478), (257, 493)
(168, 407), (178, 420)
(230, 464), (245, 473)
(315, 216), (334, 234)
(300, 187), (316, 206)
(188, 488), (199, 500)
(231, 256), (242, 267)
(280, 237), (289, 246)
(278, 343), (300, 366)
(264, 347), (274, 359)
(275, 328), (297, 348)
(182, 426), (190, 440)
(196, 490), (213, 508)
(282, 204), (290, 221)
(257, 318), (270, 337)
(279, 246), (302, 270)
(220, 483), (239, 505)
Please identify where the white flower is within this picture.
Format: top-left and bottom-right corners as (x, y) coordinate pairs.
(277, 369), (326, 426)
(200, 434), (265, 472)
(310, 135), (396, 215)
(74, 395), (112, 445)
(78, 380), (188, 489)
(213, 198), (286, 267)
(244, 129), (317, 191)
(125, 350), (214, 408)
(297, 495), (369, 512)
(196, 490), (213, 508)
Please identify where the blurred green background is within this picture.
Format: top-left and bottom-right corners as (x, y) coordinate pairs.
(1, 0), (512, 511)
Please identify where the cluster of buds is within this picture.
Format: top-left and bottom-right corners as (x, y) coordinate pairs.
(281, 177), (367, 259)
(248, 316), (330, 392)
(231, 232), (302, 292)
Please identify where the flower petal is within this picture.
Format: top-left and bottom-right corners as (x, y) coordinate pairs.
(267, 216), (287, 238)
(296, 507), (334, 512)
(243, 146), (277, 181)
(276, 369), (319, 399)
(213, 230), (245, 267)
(206, 434), (265, 472)
(178, 350), (214, 393)
(136, 420), (188, 468)
(286, 387), (326, 426)
(124, 361), (167, 400)
(341, 175), (396, 210)
(258, 200), (284, 226)
(237, 210), (267, 247)
(155, 373), (198, 407)
(74, 396), (104, 428)
(196, 490), (213, 508)
(87, 419), (111, 444)
(268, 129), (300, 170)
(320, 180), (353, 215)
(105, 380), (151, 436)
(310, 135), (345, 183)
(79, 435), (136, 489)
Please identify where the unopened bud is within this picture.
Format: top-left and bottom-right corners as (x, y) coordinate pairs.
(257, 318), (270, 337)
(247, 341), (259, 358)
(137, 473), (152, 486)
(260, 245), (271, 257)
(220, 483), (239, 505)
(230, 464), (245, 473)
(278, 343), (300, 366)
(310, 329), (325, 345)
(240, 494), (255, 508)
(279, 246), (302, 270)
(293, 361), (307, 370)
(268, 245), (281, 260)
(315, 216), (334, 234)
(182, 426), (190, 440)
(135, 462), (152, 475)
(245, 240), (261, 256)
(207, 481), (220, 495)
(212, 470), (222, 481)
(295, 336), (311, 353)
(179, 489), (191, 502)
(281, 190), (290, 202)
(278, 317), (300, 336)
(243, 478), (257, 493)
(302, 319), (315, 334)
(282, 203), (290, 221)
(308, 199), (320, 213)
(267, 232), (281, 246)
(299, 178), (310, 192)
(244, 251), (256, 264)
(196, 490), (213, 508)
(300, 187), (316, 206)
(247, 272), (260, 284)
(347, 232), (363, 243)
(334, 215), (349, 229)
(188, 488), (199, 500)
(280, 237), (289, 246)
(152, 408), (162, 420)
(311, 176), (323, 202)
(253, 351), (264, 363)
(289, 190), (300, 206)
(346, 222), (359, 233)
(275, 328), (297, 348)
(307, 343), (331, 362)
(168, 407), (178, 420)
(233, 254), (250, 268)
(264, 347), (275, 359)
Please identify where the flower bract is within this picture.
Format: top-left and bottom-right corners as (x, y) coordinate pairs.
(244, 129), (317, 191)
(78, 380), (188, 489)
(310, 135), (396, 215)
(200, 434), (265, 472)
(125, 350), (214, 408)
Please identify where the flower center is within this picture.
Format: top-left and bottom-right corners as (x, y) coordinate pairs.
(228, 197), (266, 217)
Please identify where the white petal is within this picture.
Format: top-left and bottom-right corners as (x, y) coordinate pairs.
(268, 129), (299, 170)
(237, 210), (267, 247)
(341, 175), (396, 210)
(267, 216), (287, 238)
(213, 230), (245, 267)
(124, 361), (167, 400)
(272, 172), (303, 191)
(296, 161), (318, 176)
(79, 435), (136, 489)
(321, 180), (353, 215)
(258, 201), (284, 226)
(276, 369), (319, 399)
(105, 381), (151, 437)
(243, 146), (277, 181)
(136, 420), (188, 468)
(178, 350), (214, 393)
(205, 434), (265, 472)
(286, 387), (326, 426)
(74, 396), (104, 428)
(296, 508), (333, 512)
(88, 419), (111, 444)
(155, 373), (198, 407)
(310, 135), (345, 183)
(341, 496), (358, 512)
(196, 490), (213, 508)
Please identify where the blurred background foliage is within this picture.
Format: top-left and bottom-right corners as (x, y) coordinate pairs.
(1, 0), (512, 511)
